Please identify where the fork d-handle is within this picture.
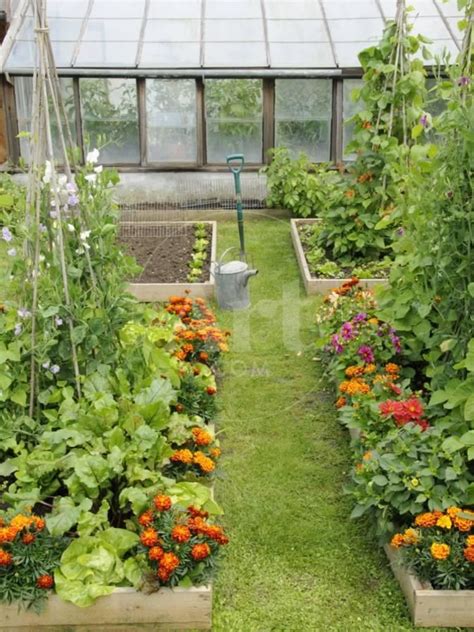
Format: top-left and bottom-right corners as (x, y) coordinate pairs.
(226, 154), (245, 257)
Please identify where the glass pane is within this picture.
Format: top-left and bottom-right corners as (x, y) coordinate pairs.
(334, 42), (371, 66)
(6, 41), (35, 70)
(205, 79), (263, 163)
(206, 1), (262, 18)
(144, 19), (201, 42)
(275, 79), (332, 161)
(342, 78), (363, 159)
(269, 42), (334, 67)
(328, 18), (383, 42)
(46, 0), (89, 18)
(146, 79), (197, 163)
(148, 1), (202, 19)
(205, 19), (264, 42)
(75, 41), (138, 66)
(264, 1), (323, 19)
(205, 42), (267, 67)
(411, 16), (452, 39)
(83, 18), (143, 41)
(322, 0), (379, 19)
(140, 42), (200, 67)
(267, 19), (328, 42)
(89, 0), (146, 18)
(80, 78), (139, 163)
(15, 76), (77, 162)
(51, 42), (76, 66)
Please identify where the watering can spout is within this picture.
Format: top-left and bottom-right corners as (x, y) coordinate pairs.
(243, 268), (258, 287)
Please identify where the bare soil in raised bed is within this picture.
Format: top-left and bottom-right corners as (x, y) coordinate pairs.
(119, 223), (212, 283)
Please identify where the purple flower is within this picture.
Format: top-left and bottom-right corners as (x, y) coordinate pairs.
(66, 182), (77, 193)
(458, 76), (471, 87)
(68, 194), (79, 206)
(14, 323), (22, 336)
(50, 364), (60, 375)
(396, 227), (405, 237)
(341, 322), (355, 341)
(17, 308), (31, 319)
(7, 248), (17, 257)
(390, 334), (402, 354)
(446, 191), (453, 199)
(54, 316), (63, 327)
(358, 345), (375, 363)
(331, 334), (344, 354)
(420, 114), (428, 127)
(353, 313), (367, 323)
(2, 227), (13, 242)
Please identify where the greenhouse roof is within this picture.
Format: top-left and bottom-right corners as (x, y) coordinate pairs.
(1, 0), (464, 75)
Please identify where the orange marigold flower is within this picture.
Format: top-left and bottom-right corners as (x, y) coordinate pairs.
(0, 549), (13, 566)
(171, 525), (191, 543)
(10, 515), (32, 532)
(362, 451), (372, 461)
(436, 515), (452, 530)
(170, 449), (194, 465)
(335, 396), (347, 409)
(22, 533), (35, 545)
(210, 447), (221, 459)
(32, 517), (45, 531)
(446, 506), (461, 519)
(157, 567), (170, 583)
(187, 506), (209, 519)
(415, 512), (438, 528)
(154, 495), (172, 512)
(160, 552), (180, 573)
(149, 546), (164, 561)
(368, 317), (379, 325)
(140, 528), (159, 547)
(385, 363), (399, 375)
(191, 543), (211, 560)
(344, 189), (356, 199)
(464, 546), (474, 563)
(431, 543), (450, 560)
(0, 526), (18, 543)
(403, 528), (419, 545)
(345, 365), (364, 378)
(194, 452), (215, 473)
(199, 351), (209, 362)
(454, 516), (472, 532)
(362, 120), (372, 129)
(206, 386), (217, 396)
(138, 510), (154, 527)
(187, 516), (207, 533)
(363, 364), (376, 374)
(390, 533), (405, 548)
(36, 574), (54, 589)
(192, 427), (213, 446)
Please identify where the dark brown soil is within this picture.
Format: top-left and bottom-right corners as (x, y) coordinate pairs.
(119, 223), (212, 283)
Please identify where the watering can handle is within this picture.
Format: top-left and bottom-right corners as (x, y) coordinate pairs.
(226, 154), (244, 174)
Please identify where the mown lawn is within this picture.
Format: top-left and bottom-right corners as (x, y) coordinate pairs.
(211, 217), (464, 632)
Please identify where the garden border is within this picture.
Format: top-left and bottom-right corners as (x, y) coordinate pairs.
(290, 218), (388, 295)
(123, 220), (217, 302)
(384, 544), (474, 628)
(0, 585), (212, 630)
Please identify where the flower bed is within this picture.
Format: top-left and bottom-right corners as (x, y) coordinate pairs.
(119, 221), (217, 302)
(291, 219), (388, 294)
(315, 279), (474, 626)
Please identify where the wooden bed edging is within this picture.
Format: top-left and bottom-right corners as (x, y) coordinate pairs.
(384, 544), (474, 628)
(0, 585), (212, 631)
(124, 221), (217, 302)
(290, 218), (388, 295)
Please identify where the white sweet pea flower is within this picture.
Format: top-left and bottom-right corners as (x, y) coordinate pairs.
(83, 242), (91, 250)
(67, 224), (75, 232)
(94, 165), (103, 174)
(57, 174), (67, 188)
(80, 230), (91, 241)
(43, 161), (52, 184)
(86, 148), (100, 164)
(85, 174), (97, 184)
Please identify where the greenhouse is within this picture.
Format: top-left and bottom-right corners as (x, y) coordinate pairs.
(0, 0), (472, 631)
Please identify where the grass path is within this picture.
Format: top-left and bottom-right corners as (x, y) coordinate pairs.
(211, 217), (458, 632)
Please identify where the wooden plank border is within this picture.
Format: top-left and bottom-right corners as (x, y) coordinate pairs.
(290, 218), (388, 295)
(385, 545), (474, 628)
(124, 220), (217, 303)
(0, 586), (212, 631)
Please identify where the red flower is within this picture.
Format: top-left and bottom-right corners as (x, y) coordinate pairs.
(36, 574), (54, 589)
(140, 528), (159, 547)
(22, 533), (35, 545)
(154, 495), (172, 512)
(206, 386), (217, 396)
(171, 525), (191, 543)
(149, 546), (164, 561)
(191, 543), (211, 560)
(138, 510), (154, 527)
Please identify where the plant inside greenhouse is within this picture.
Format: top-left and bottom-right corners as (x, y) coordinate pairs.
(0, 0), (472, 630)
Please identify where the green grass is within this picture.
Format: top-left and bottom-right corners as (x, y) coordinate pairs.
(211, 217), (463, 632)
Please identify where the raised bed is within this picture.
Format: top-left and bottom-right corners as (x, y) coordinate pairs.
(385, 544), (474, 628)
(120, 221), (217, 302)
(0, 585), (212, 631)
(290, 218), (388, 295)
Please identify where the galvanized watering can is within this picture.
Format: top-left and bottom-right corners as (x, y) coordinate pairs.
(214, 248), (258, 310)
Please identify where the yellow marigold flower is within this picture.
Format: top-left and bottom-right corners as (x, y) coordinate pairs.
(10, 515), (33, 532)
(345, 365), (364, 378)
(355, 463), (364, 472)
(467, 536), (474, 547)
(210, 447), (221, 459)
(436, 515), (452, 530)
(431, 542), (450, 560)
(363, 364), (376, 374)
(447, 506), (461, 519)
(368, 318), (379, 325)
(403, 528), (419, 545)
(390, 533), (405, 548)
(362, 451), (372, 461)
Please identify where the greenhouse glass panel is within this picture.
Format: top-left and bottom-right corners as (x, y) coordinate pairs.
(205, 1), (262, 19)
(15, 76), (77, 162)
(275, 79), (332, 161)
(264, 1), (323, 19)
(267, 20), (328, 42)
(18, 17), (84, 41)
(205, 79), (263, 163)
(269, 42), (334, 67)
(83, 18), (143, 41)
(80, 78), (139, 164)
(148, 1), (202, 19)
(204, 42), (267, 67)
(205, 19), (264, 41)
(343, 78), (363, 159)
(146, 79), (197, 163)
(328, 18), (384, 42)
(89, 0), (146, 18)
(322, 0), (380, 19)
(76, 42), (138, 67)
(143, 19), (201, 42)
(140, 42), (201, 67)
